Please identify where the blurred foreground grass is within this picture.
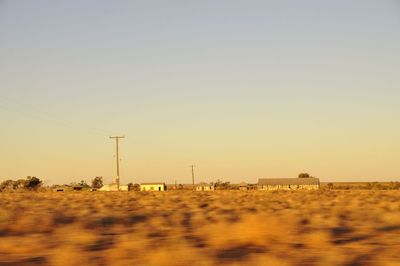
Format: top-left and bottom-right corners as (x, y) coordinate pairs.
(0, 190), (399, 265)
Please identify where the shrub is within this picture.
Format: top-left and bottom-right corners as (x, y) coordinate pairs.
(25, 176), (42, 190)
(92, 176), (104, 188)
(298, 173), (311, 178)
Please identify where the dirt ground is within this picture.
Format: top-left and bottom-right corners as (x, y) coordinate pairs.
(0, 190), (399, 265)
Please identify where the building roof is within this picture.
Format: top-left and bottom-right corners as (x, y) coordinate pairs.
(258, 178), (320, 186)
(140, 182), (165, 185)
(197, 183), (214, 186)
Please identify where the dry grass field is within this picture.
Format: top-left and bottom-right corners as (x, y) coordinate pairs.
(0, 190), (399, 266)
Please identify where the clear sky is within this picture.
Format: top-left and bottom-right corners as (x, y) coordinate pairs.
(0, 0), (399, 185)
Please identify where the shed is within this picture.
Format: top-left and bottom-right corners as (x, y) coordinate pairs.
(239, 182), (249, 190)
(140, 183), (166, 191)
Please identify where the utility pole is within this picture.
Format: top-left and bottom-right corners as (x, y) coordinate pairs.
(191, 165), (195, 190)
(110, 136), (125, 191)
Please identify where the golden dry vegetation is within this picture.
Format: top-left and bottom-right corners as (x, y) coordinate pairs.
(0, 190), (399, 266)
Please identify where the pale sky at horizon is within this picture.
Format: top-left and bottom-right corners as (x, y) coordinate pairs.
(1, 0), (399, 185)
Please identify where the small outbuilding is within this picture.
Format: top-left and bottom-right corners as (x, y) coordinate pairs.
(99, 184), (129, 191)
(140, 183), (166, 191)
(196, 183), (215, 191)
(258, 178), (320, 190)
(239, 182), (249, 191)
(52, 187), (66, 192)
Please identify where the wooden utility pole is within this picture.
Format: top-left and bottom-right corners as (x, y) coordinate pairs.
(110, 136), (125, 191)
(191, 165), (195, 190)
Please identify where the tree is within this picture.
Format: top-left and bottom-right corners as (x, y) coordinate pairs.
(25, 176), (42, 190)
(128, 183), (140, 191)
(79, 180), (90, 188)
(92, 176), (103, 188)
(214, 179), (230, 190)
(298, 173), (311, 178)
(14, 179), (27, 189)
(0, 180), (14, 191)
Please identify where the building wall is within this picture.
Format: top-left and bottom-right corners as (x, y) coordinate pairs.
(196, 186), (215, 191)
(258, 184), (319, 190)
(99, 184), (129, 191)
(140, 184), (165, 191)
(119, 185), (129, 191)
(100, 184), (117, 191)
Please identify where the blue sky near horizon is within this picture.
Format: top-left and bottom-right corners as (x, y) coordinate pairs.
(0, 0), (399, 184)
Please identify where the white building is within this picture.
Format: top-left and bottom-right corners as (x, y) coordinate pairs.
(196, 183), (215, 191)
(99, 183), (129, 191)
(140, 183), (166, 191)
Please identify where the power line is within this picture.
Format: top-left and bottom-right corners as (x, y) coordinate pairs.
(110, 136), (125, 191)
(190, 164), (196, 190)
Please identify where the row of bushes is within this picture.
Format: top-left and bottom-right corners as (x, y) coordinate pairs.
(0, 176), (42, 192)
(326, 182), (400, 190)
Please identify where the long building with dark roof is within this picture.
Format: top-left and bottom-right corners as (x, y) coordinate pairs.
(257, 178), (320, 190)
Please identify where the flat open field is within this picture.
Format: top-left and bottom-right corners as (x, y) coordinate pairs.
(0, 190), (399, 266)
